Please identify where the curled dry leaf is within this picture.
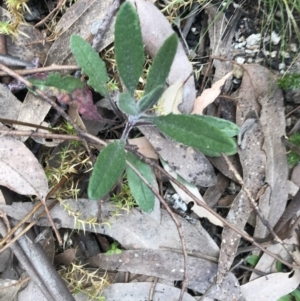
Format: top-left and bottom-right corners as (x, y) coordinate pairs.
(128, 0), (196, 113)
(192, 71), (232, 115)
(0, 136), (48, 200)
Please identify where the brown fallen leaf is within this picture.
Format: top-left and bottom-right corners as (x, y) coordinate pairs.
(191, 71), (232, 115)
(128, 137), (158, 160)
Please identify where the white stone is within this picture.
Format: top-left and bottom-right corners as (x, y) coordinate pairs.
(290, 43), (297, 52)
(278, 62), (286, 70)
(270, 50), (277, 58)
(271, 31), (281, 45)
(235, 56), (245, 64)
(246, 33), (261, 47)
(281, 51), (290, 58)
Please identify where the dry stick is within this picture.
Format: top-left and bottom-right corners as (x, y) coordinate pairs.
(128, 149), (300, 269)
(126, 160), (188, 301)
(92, 0), (121, 51)
(222, 154), (300, 265)
(0, 65), (79, 77)
(0, 129), (84, 142)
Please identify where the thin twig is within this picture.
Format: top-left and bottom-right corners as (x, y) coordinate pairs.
(128, 148), (300, 269)
(0, 65), (79, 77)
(92, 0), (121, 51)
(0, 129), (83, 142)
(34, 0), (65, 28)
(125, 160), (188, 301)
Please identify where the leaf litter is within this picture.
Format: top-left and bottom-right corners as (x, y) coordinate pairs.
(0, 0), (299, 300)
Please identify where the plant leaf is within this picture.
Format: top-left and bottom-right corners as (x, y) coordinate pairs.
(193, 115), (240, 137)
(144, 34), (178, 95)
(115, 2), (144, 96)
(126, 152), (155, 212)
(70, 35), (109, 97)
(88, 141), (126, 199)
(118, 92), (138, 116)
(147, 114), (237, 157)
(137, 85), (164, 114)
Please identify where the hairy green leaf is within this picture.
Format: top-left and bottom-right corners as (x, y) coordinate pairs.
(118, 92), (138, 115)
(137, 85), (164, 114)
(88, 141), (126, 200)
(29, 73), (84, 92)
(70, 35), (109, 97)
(193, 115), (240, 137)
(148, 114), (237, 157)
(115, 2), (144, 96)
(126, 152), (155, 212)
(144, 34), (178, 95)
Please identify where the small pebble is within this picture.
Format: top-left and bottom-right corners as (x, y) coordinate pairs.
(281, 51), (290, 59)
(247, 57), (253, 63)
(290, 43), (297, 52)
(270, 50), (277, 58)
(286, 118), (292, 127)
(235, 56), (245, 64)
(255, 57), (264, 63)
(246, 33), (261, 47)
(278, 62), (286, 70)
(271, 31), (281, 45)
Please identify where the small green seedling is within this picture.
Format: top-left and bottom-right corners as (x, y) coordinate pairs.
(105, 242), (122, 256)
(70, 2), (239, 212)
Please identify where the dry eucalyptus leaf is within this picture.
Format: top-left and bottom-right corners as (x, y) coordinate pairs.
(89, 249), (242, 300)
(217, 65), (275, 284)
(0, 136), (48, 200)
(0, 84), (22, 120)
(102, 283), (197, 301)
(17, 280), (48, 301)
(192, 71), (232, 115)
(128, 0), (196, 114)
(241, 269), (300, 301)
(250, 233), (299, 281)
(0, 278), (23, 301)
(0, 199), (219, 257)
